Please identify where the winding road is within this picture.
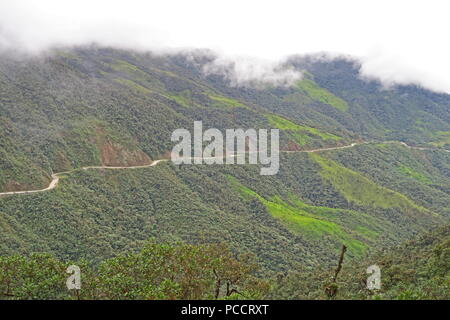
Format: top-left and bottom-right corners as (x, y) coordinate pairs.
(0, 141), (448, 197)
(0, 159), (167, 196)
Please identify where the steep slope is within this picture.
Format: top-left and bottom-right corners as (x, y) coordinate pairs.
(0, 46), (448, 277)
(0, 144), (446, 274)
(0, 47), (356, 192)
(287, 56), (450, 146)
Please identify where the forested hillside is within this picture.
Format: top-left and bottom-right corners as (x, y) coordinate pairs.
(0, 46), (449, 299)
(270, 224), (449, 299)
(1, 225), (448, 300)
(1, 47), (449, 192)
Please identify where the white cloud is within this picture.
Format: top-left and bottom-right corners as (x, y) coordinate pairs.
(0, 0), (449, 92)
(202, 55), (302, 87)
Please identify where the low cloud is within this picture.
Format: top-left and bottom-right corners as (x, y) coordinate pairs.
(202, 55), (302, 87)
(0, 0), (449, 93)
(358, 50), (450, 93)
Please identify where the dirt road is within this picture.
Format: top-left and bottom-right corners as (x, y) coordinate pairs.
(0, 141), (447, 196)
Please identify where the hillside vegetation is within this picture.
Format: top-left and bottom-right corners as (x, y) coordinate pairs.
(0, 47), (449, 299)
(270, 225), (450, 300)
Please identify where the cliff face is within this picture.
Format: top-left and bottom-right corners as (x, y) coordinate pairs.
(100, 140), (151, 167)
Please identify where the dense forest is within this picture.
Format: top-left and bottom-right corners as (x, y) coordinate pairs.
(1, 225), (448, 299)
(0, 47), (449, 299)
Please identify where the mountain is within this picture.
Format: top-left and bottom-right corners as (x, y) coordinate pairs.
(0, 47), (449, 295)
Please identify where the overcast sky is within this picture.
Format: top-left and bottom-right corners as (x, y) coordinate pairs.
(0, 0), (449, 92)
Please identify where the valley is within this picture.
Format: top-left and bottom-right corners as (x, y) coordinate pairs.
(0, 47), (448, 300)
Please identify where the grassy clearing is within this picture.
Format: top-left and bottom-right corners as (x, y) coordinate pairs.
(397, 165), (432, 184)
(296, 79), (349, 112)
(265, 114), (340, 146)
(208, 94), (246, 109)
(168, 90), (193, 108)
(430, 131), (450, 148)
(110, 60), (149, 79)
(227, 176), (367, 256)
(113, 78), (151, 94)
(310, 153), (427, 212)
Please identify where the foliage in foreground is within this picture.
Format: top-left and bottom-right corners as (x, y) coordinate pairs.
(269, 225), (449, 300)
(0, 240), (268, 300)
(1, 226), (448, 300)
